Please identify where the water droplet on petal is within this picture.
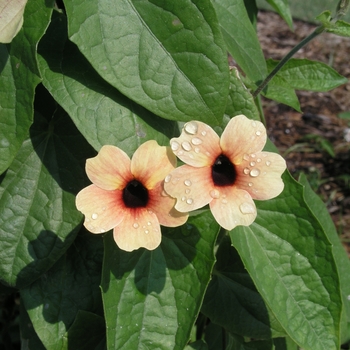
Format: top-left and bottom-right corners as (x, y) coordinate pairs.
(177, 150), (184, 156)
(252, 121), (257, 127)
(250, 161), (256, 166)
(243, 168), (250, 175)
(186, 198), (193, 205)
(248, 182), (253, 187)
(250, 153), (256, 158)
(182, 141), (192, 151)
(243, 154), (249, 161)
(181, 196), (186, 201)
(147, 221), (152, 226)
(191, 137), (202, 145)
(250, 169), (260, 177)
(92, 213), (98, 220)
(239, 202), (255, 214)
(257, 158), (261, 163)
(201, 130), (207, 136)
(184, 180), (192, 186)
(256, 130), (261, 136)
(185, 189), (190, 194)
(133, 223), (139, 228)
(171, 141), (179, 151)
(184, 121), (198, 135)
(165, 174), (171, 183)
(145, 230), (149, 234)
(210, 189), (220, 199)
(194, 147), (200, 153)
(266, 160), (271, 166)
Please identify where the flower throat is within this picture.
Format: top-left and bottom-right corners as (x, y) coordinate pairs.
(122, 180), (149, 208)
(211, 154), (236, 186)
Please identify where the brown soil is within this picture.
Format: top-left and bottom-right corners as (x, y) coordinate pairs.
(257, 11), (350, 244)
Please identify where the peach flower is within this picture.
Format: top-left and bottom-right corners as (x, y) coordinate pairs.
(76, 140), (188, 251)
(164, 115), (286, 230)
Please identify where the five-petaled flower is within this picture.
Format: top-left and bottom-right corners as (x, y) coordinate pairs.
(163, 115), (286, 230)
(76, 140), (188, 252)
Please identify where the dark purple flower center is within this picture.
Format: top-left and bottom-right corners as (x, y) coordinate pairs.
(122, 180), (149, 208)
(211, 154), (236, 186)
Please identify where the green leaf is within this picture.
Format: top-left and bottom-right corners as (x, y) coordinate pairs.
(65, 0), (229, 125)
(212, 0), (267, 84)
(63, 311), (106, 350)
(265, 0), (293, 29)
(101, 213), (220, 350)
(263, 79), (301, 113)
(20, 301), (46, 350)
(21, 230), (104, 350)
(327, 19), (350, 37)
(0, 0), (53, 174)
(184, 339), (208, 350)
(299, 173), (350, 344)
(38, 12), (178, 154)
(230, 171), (342, 350)
(225, 68), (260, 121)
(0, 97), (95, 288)
(202, 236), (286, 339)
(267, 58), (348, 92)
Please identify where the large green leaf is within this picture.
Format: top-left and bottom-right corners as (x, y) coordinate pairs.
(64, 0), (229, 125)
(265, 0), (293, 29)
(299, 173), (350, 344)
(212, 0), (267, 84)
(267, 58), (348, 92)
(0, 0), (53, 174)
(230, 172), (342, 350)
(225, 68), (260, 121)
(38, 12), (178, 154)
(21, 230), (104, 350)
(0, 97), (94, 288)
(101, 213), (220, 349)
(201, 236), (286, 339)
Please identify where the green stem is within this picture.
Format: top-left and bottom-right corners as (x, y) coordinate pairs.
(252, 25), (325, 98)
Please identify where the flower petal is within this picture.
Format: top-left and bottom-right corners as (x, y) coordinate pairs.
(131, 140), (176, 189)
(169, 121), (220, 167)
(86, 145), (132, 190)
(221, 115), (267, 164)
(235, 151), (286, 200)
(76, 184), (124, 233)
(148, 181), (188, 227)
(163, 165), (213, 212)
(209, 187), (256, 230)
(113, 208), (161, 251)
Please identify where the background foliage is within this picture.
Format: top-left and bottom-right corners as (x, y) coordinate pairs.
(1, 0), (350, 349)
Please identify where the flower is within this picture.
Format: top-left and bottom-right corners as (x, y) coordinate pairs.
(163, 115), (286, 230)
(76, 140), (188, 251)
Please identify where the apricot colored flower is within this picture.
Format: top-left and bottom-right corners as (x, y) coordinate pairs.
(164, 115), (286, 230)
(76, 140), (188, 252)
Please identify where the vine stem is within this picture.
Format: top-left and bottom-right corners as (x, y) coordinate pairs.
(252, 25), (325, 98)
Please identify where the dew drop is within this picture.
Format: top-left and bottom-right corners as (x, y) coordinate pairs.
(184, 180), (192, 186)
(243, 168), (250, 175)
(194, 147), (200, 153)
(250, 153), (256, 158)
(191, 137), (202, 145)
(239, 202), (255, 214)
(266, 160), (271, 166)
(210, 189), (220, 199)
(250, 161), (256, 166)
(91, 213), (98, 220)
(165, 174), (172, 183)
(185, 189), (190, 194)
(248, 182), (253, 187)
(186, 198), (193, 205)
(100, 228), (106, 233)
(177, 150), (184, 156)
(201, 130), (207, 136)
(243, 154), (249, 161)
(181, 196), (186, 201)
(250, 169), (260, 177)
(145, 230), (149, 234)
(181, 141), (192, 151)
(184, 121), (198, 135)
(133, 223), (139, 229)
(257, 158), (261, 163)
(147, 221), (152, 226)
(252, 121), (257, 127)
(171, 141), (179, 151)
(256, 130), (261, 136)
